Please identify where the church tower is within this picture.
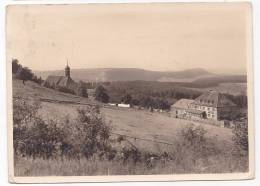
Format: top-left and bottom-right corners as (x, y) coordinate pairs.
(65, 60), (70, 78)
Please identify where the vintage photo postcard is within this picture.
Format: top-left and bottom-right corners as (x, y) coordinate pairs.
(6, 2), (254, 183)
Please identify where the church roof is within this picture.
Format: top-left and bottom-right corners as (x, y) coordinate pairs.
(43, 75), (63, 86)
(44, 75), (78, 91)
(58, 77), (78, 90)
(171, 99), (194, 109)
(193, 90), (236, 108)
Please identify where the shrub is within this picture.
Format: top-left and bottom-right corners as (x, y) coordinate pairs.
(95, 85), (109, 103)
(13, 97), (115, 160)
(232, 121), (248, 156)
(76, 81), (88, 98)
(13, 97), (41, 155)
(13, 98), (66, 159)
(171, 124), (222, 172)
(121, 94), (132, 104)
(180, 124), (207, 147)
(70, 107), (112, 159)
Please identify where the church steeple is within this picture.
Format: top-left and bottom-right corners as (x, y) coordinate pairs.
(65, 59), (70, 78)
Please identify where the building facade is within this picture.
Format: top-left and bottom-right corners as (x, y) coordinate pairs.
(171, 90), (237, 121)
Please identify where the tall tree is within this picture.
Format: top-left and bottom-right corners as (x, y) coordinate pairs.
(121, 94), (132, 104)
(95, 85), (109, 103)
(12, 58), (20, 74)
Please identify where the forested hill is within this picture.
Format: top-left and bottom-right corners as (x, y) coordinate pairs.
(35, 68), (214, 82)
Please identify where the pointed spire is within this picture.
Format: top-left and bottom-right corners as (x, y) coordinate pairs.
(65, 58), (70, 78)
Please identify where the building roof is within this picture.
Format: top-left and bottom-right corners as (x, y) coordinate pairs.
(193, 90), (236, 107)
(58, 77), (78, 90)
(43, 75), (63, 86)
(171, 99), (194, 109)
(43, 75), (78, 91)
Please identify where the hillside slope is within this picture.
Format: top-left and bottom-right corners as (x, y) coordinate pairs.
(12, 79), (233, 153)
(12, 79), (96, 105)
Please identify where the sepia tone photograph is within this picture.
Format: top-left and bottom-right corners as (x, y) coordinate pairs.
(6, 2), (254, 183)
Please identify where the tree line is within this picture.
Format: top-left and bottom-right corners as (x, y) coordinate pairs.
(12, 59), (43, 85)
(101, 82), (203, 110)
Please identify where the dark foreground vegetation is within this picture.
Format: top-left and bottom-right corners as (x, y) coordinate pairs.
(13, 97), (248, 176)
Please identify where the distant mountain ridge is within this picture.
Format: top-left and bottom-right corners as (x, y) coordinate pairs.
(35, 68), (215, 82)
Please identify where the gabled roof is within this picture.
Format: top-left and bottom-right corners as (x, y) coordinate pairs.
(193, 90), (236, 107)
(58, 77), (77, 89)
(44, 76), (78, 91)
(171, 99), (194, 109)
(43, 75), (63, 86)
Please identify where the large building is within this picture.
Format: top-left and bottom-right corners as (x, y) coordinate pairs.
(43, 63), (87, 96)
(171, 90), (237, 121)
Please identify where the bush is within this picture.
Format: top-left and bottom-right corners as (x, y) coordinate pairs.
(178, 124), (209, 158)
(121, 94), (132, 104)
(13, 98), (113, 160)
(170, 124), (222, 172)
(95, 85), (109, 103)
(13, 98), (66, 159)
(62, 107), (112, 159)
(76, 81), (88, 98)
(232, 121), (248, 156)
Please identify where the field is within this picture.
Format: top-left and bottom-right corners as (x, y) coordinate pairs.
(12, 80), (248, 176)
(13, 80), (232, 151)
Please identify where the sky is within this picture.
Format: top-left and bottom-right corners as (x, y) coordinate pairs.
(6, 3), (251, 74)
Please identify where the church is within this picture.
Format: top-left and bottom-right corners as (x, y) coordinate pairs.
(43, 63), (87, 97)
